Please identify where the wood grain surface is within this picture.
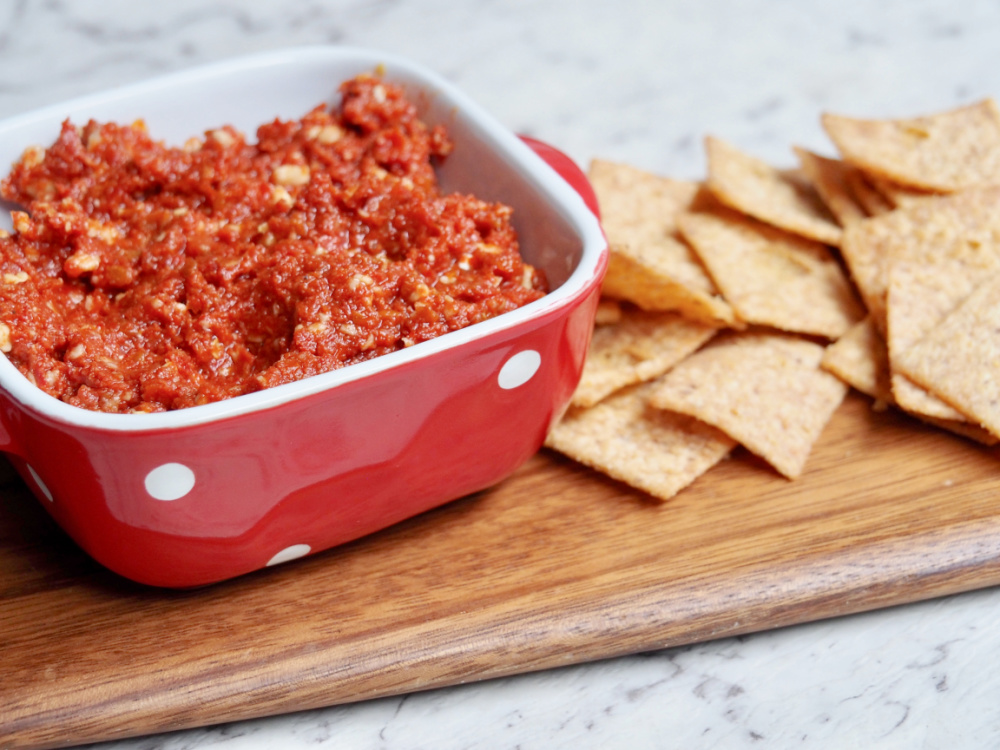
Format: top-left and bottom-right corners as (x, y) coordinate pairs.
(3, 392), (1000, 749)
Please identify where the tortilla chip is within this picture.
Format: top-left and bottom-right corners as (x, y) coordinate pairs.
(866, 174), (942, 210)
(793, 147), (869, 227)
(920, 415), (1000, 446)
(648, 332), (847, 479)
(678, 207), (864, 339)
(820, 317), (971, 429)
(545, 383), (736, 501)
(704, 136), (842, 245)
(882, 188), (1000, 417)
(601, 251), (737, 325)
(844, 169), (895, 217)
(594, 298), (624, 326)
(590, 158), (700, 232)
(836, 188), (985, 332)
(588, 159), (736, 326)
(822, 99), (1000, 192)
(891, 372), (967, 421)
(839, 218), (893, 330)
(882, 189), (1000, 337)
(820, 316), (893, 402)
(821, 317), (998, 444)
(895, 272), (1000, 438)
(572, 307), (718, 408)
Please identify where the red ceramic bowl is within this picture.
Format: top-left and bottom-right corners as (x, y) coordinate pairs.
(0, 47), (607, 587)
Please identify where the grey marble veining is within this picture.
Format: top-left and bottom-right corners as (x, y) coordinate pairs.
(4, 1), (1000, 748)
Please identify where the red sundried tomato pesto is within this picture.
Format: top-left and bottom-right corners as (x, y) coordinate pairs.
(0, 75), (547, 413)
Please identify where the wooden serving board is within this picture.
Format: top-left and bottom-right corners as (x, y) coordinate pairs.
(4, 392), (1000, 749)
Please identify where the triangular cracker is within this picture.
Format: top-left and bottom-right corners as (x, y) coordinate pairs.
(895, 272), (1000, 438)
(840, 214), (896, 330)
(588, 159), (736, 325)
(572, 307), (717, 408)
(844, 168), (895, 217)
(793, 147), (868, 227)
(704, 136), (842, 245)
(546, 383), (736, 501)
(822, 317), (998, 444)
(822, 99), (1000, 192)
(866, 174), (942, 210)
(679, 207), (864, 339)
(648, 332), (847, 479)
(891, 371), (967, 421)
(882, 188), (1000, 418)
(836, 188), (997, 333)
(593, 298), (624, 326)
(820, 316), (893, 403)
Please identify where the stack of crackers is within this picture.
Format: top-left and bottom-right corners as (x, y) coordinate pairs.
(546, 99), (1000, 501)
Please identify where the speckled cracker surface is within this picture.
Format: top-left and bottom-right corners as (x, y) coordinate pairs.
(794, 147), (868, 227)
(844, 168), (894, 217)
(840, 215), (895, 329)
(572, 308), (717, 408)
(704, 136), (842, 246)
(867, 175), (941, 210)
(884, 189), (1000, 353)
(896, 272), (1000, 438)
(822, 100), (1000, 192)
(846, 187), (1000, 361)
(882, 189), (1000, 417)
(588, 159), (735, 325)
(891, 371), (966, 421)
(648, 332), (848, 479)
(843, 197), (974, 419)
(545, 383), (736, 501)
(821, 318), (997, 444)
(679, 208), (863, 339)
(601, 250), (736, 325)
(590, 158), (700, 234)
(820, 316), (893, 402)
(835, 189), (1000, 333)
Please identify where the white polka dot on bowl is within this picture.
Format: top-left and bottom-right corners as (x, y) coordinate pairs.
(266, 544), (312, 567)
(497, 350), (541, 390)
(144, 463), (196, 501)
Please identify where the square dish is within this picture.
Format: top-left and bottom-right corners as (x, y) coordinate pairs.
(0, 47), (607, 587)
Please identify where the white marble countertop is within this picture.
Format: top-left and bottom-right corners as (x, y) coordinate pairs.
(3, 1), (1000, 748)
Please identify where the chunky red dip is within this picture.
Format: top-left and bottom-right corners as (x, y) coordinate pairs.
(0, 75), (546, 413)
